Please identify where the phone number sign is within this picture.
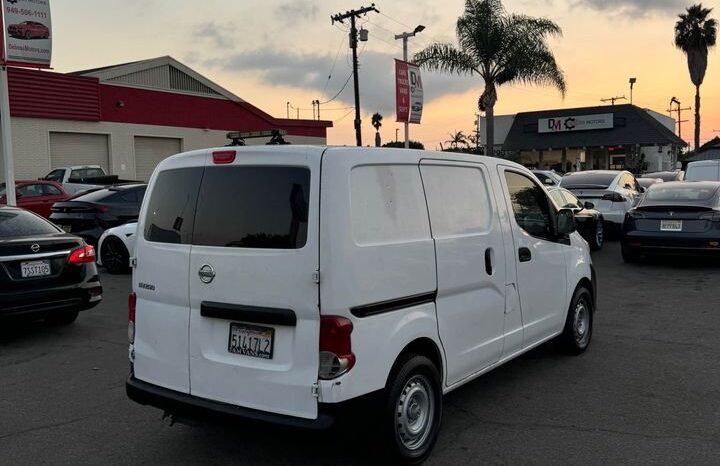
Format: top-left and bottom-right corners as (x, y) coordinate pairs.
(1, 0), (52, 68)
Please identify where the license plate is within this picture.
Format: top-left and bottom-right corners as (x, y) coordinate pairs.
(661, 220), (682, 232)
(21, 260), (51, 278)
(60, 224), (72, 233)
(228, 323), (274, 359)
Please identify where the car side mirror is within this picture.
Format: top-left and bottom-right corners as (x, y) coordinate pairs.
(584, 201), (595, 209)
(556, 208), (576, 235)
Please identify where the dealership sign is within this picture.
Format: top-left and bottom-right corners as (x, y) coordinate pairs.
(395, 59), (423, 124)
(0, 0), (52, 68)
(539, 113), (614, 133)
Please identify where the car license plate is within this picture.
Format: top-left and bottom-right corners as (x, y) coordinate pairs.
(60, 224), (72, 233)
(228, 323), (274, 359)
(661, 220), (682, 232)
(21, 260), (51, 278)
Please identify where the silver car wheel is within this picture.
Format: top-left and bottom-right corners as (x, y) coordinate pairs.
(395, 374), (435, 451)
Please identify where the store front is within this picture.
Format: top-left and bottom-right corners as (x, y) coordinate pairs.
(501, 105), (686, 173)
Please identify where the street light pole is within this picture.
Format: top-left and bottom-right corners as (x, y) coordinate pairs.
(395, 24), (425, 149)
(629, 78), (637, 105)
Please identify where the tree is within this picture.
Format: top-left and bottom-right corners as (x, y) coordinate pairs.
(414, 0), (566, 157)
(675, 4), (717, 151)
(371, 112), (383, 147)
(382, 140), (425, 150)
(446, 130), (469, 149)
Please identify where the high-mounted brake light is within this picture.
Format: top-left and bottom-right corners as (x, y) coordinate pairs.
(68, 245), (95, 264)
(128, 292), (136, 344)
(212, 150), (236, 164)
(319, 316), (355, 380)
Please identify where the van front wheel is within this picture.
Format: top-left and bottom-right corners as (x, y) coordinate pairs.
(556, 286), (593, 355)
(382, 354), (442, 464)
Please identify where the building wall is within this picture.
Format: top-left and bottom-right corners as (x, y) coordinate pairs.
(1, 117), (325, 181)
(479, 115), (516, 147)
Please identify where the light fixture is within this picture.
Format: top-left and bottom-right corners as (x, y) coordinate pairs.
(413, 25), (425, 34)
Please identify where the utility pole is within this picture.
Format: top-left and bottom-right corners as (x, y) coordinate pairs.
(601, 95), (626, 106)
(312, 101), (316, 120)
(395, 24), (425, 149)
(667, 97), (691, 142)
(315, 100), (321, 120)
(286, 102), (290, 119)
(629, 78), (637, 105)
(331, 4), (379, 147)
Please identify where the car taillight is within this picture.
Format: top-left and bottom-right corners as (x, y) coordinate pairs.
(699, 211), (720, 222)
(318, 316), (355, 380)
(68, 245), (95, 264)
(128, 292), (136, 344)
(213, 150), (236, 164)
(602, 192), (626, 202)
(95, 205), (110, 213)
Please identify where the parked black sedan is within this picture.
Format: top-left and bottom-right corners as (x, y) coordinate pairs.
(548, 187), (605, 250)
(0, 206), (102, 324)
(622, 181), (720, 262)
(49, 184), (147, 247)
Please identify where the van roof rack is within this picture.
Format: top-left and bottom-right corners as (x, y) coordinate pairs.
(226, 129), (290, 146)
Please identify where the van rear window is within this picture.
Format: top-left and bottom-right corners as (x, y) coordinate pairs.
(192, 167), (310, 249)
(144, 168), (203, 244)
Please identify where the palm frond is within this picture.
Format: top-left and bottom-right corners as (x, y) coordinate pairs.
(413, 43), (480, 76)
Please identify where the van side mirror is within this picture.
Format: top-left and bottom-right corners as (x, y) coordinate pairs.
(556, 209), (576, 235)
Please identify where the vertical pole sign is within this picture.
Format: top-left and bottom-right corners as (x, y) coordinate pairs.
(395, 59), (423, 141)
(0, 0), (51, 206)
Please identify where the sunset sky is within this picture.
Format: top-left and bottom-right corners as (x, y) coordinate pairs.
(52, 0), (719, 149)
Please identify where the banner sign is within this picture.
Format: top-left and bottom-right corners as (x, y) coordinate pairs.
(0, 0), (52, 68)
(395, 59), (423, 124)
(538, 113), (613, 134)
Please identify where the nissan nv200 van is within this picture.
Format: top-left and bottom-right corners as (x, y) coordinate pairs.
(126, 146), (597, 464)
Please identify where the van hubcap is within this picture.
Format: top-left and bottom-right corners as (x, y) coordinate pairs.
(574, 300), (590, 346)
(396, 375), (434, 451)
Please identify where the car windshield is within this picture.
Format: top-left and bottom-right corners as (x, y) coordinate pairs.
(561, 172), (617, 189)
(645, 184), (720, 203)
(0, 209), (60, 238)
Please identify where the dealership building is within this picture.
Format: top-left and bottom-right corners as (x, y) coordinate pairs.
(0, 56), (332, 182)
(480, 104), (686, 172)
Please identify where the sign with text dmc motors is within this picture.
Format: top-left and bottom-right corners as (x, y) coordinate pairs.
(0, 0), (52, 68)
(395, 59), (424, 124)
(539, 113), (614, 133)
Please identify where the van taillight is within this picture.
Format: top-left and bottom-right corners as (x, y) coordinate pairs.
(319, 316), (355, 380)
(128, 292), (136, 344)
(68, 245), (95, 264)
(212, 150), (236, 164)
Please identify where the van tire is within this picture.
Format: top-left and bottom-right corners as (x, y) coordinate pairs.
(556, 287), (593, 355)
(381, 354), (442, 464)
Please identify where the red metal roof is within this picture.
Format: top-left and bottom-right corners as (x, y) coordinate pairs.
(7, 68), (331, 138)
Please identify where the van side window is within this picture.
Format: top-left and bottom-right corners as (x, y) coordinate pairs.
(420, 165), (492, 237)
(144, 167), (203, 244)
(193, 166), (310, 249)
(504, 171), (553, 240)
(351, 165), (431, 245)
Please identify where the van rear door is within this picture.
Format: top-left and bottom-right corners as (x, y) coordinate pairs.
(132, 154), (206, 393)
(188, 149), (321, 419)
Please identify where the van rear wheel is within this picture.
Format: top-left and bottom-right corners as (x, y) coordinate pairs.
(382, 354), (442, 464)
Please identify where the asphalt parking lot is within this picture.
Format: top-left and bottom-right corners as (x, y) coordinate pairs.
(1, 241), (719, 466)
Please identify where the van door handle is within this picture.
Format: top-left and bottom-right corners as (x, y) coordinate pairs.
(484, 248), (493, 275)
(518, 247), (532, 262)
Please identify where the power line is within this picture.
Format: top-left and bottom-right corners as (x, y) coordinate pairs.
(335, 108), (355, 123)
(319, 71), (354, 105)
(323, 31), (349, 93)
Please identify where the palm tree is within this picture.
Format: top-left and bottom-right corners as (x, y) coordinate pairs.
(414, 0), (566, 157)
(371, 112), (383, 147)
(446, 130), (469, 149)
(675, 3), (717, 151)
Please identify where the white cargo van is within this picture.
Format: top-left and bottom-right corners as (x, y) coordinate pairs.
(126, 146), (597, 464)
(685, 160), (720, 181)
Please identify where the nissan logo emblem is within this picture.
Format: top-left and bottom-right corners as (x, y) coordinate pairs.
(31, 244), (40, 253)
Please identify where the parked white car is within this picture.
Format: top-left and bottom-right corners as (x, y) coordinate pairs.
(685, 160), (720, 181)
(560, 170), (642, 231)
(97, 222), (137, 274)
(126, 146), (597, 464)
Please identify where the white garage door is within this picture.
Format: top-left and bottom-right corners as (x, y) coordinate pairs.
(50, 132), (110, 172)
(134, 136), (182, 181)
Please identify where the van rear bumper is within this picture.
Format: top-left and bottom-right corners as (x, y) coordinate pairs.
(126, 376), (334, 430)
